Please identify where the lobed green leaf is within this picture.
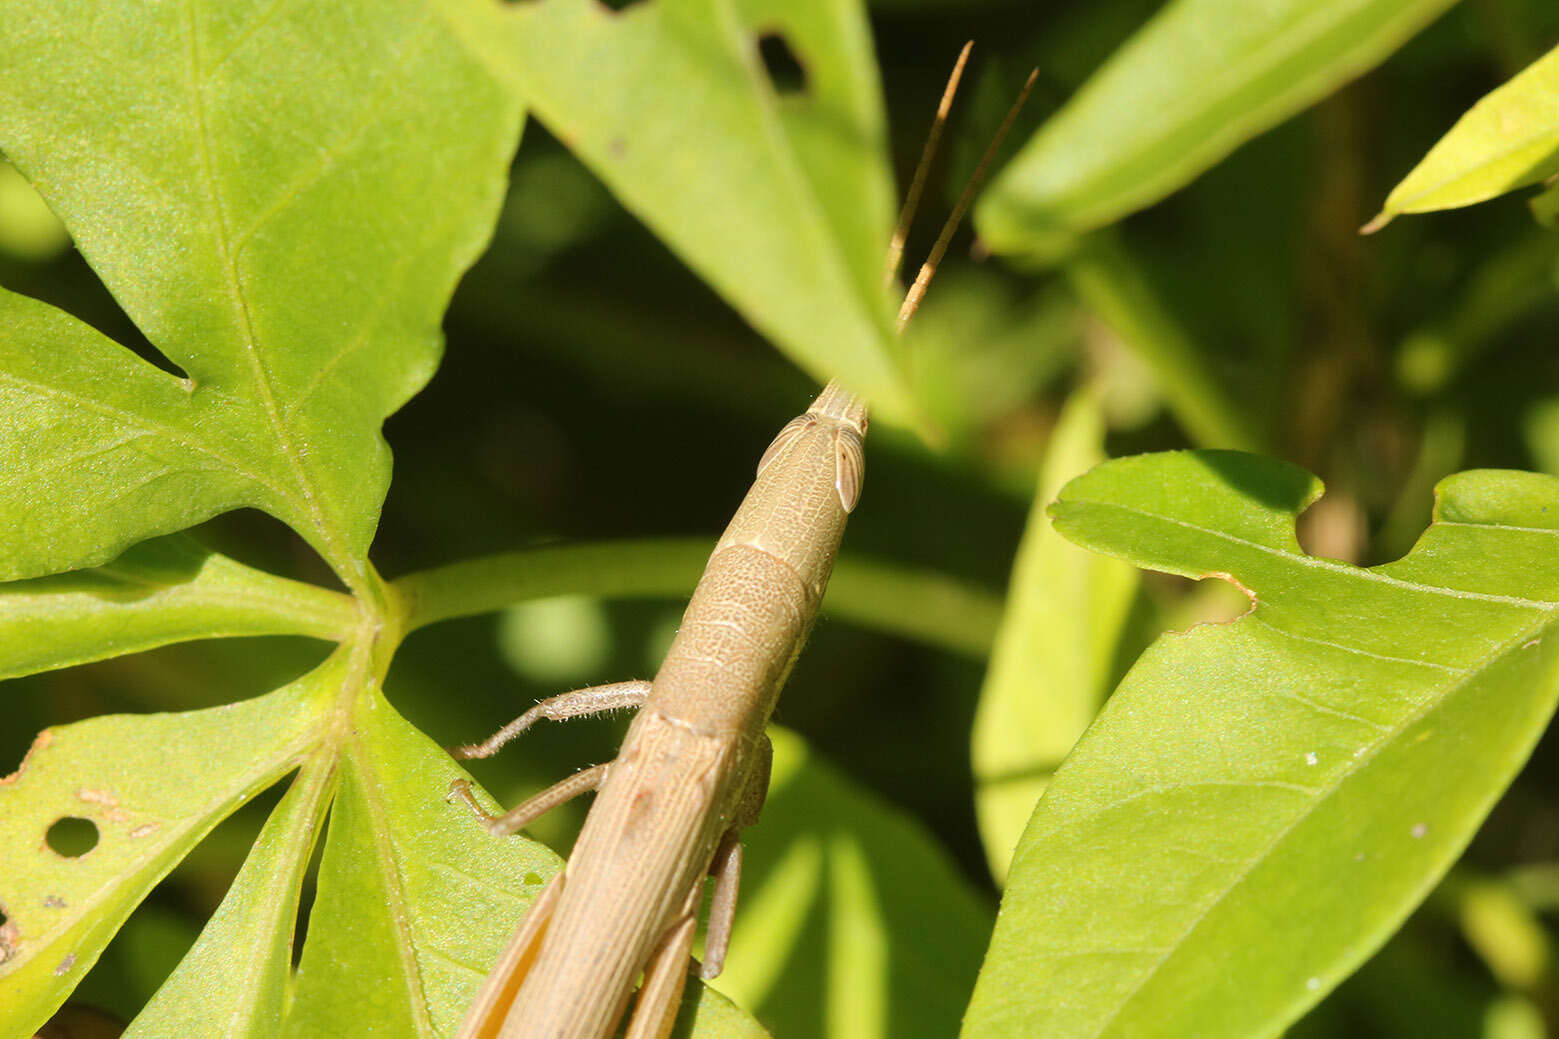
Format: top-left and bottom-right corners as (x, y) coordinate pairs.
(284, 688), (560, 1037)
(123, 763), (334, 1039)
(0, 653), (338, 1035)
(0, 0), (524, 588)
(962, 452), (1559, 1038)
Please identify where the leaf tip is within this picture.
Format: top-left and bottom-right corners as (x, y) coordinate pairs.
(1359, 211), (1392, 235)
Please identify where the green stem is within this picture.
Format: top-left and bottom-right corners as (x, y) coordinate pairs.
(1065, 231), (1269, 453)
(392, 538), (1000, 659)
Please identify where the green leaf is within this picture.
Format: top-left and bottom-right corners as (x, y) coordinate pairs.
(961, 452), (1559, 1038)
(284, 688), (559, 1037)
(672, 989), (774, 1039)
(1369, 42), (1559, 229)
(0, 653), (337, 1036)
(0, 0), (523, 587)
(282, 685), (766, 1038)
(976, 0), (1458, 259)
(440, 0), (912, 422)
(1530, 180), (1559, 229)
(123, 763), (334, 1039)
(718, 728), (993, 1039)
(971, 392), (1137, 883)
(0, 161), (67, 262)
(0, 535), (355, 684)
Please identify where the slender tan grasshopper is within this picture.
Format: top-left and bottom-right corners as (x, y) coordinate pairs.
(448, 45), (1032, 1039)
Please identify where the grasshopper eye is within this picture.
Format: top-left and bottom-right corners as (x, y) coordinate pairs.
(757, 416), (812, 477)
(833, 428), (865, 513)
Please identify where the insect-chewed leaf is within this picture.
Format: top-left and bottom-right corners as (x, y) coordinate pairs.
(438, 0), (913, 423)
(833, 428), (866, 513)
(281, 687), (566, 1037)
(0, 655), (337, 1037)
(961, 452), (1559, 1039)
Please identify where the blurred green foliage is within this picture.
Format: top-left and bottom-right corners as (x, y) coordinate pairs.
(6, 0), (1559, 1036)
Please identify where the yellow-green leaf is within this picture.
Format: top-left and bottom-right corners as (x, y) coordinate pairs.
(978, 0), (1458, 260)
(1370, 42), (1559, 228)
(971, 392), (1137, 883)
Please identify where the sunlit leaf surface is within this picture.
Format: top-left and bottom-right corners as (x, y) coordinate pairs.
(0, 0), (523, 588)
(977, 0), (1457, 260)
(964, 452), (1559, 1038)
(1370, 42), (1559, 228)
(439, 0), (913, 421)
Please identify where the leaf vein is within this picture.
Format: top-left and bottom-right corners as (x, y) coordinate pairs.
(1250, 615), (1466, 674)
(1082, 608), (1559, 1037)
(1079, 500), (1559, 609)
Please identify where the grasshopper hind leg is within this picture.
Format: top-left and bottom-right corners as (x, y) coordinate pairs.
(626, 882), (703, 1039)
(701, 734), (772, 980)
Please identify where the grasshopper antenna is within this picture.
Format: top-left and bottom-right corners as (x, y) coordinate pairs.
(897, 66), (1038, 332)
(884, 41), (972, 290)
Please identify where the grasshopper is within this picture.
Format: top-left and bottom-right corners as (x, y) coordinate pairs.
(448, 46), (1032, 1039)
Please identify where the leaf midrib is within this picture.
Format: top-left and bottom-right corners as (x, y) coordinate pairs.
(349, 718), (438, 1038)
(184, 0), (358, 591)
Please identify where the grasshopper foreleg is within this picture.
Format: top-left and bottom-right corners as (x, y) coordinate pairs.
(451, 679), (652, 760)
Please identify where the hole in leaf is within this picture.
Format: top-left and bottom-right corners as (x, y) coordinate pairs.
(1148, 573), (1253, 632)
(756, 33), (807, 97)
(0, 905), (15, 966)
(1295, 491), (1366, 564)
(524, 871), (543, 886)
(45, 816), (99, 858)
